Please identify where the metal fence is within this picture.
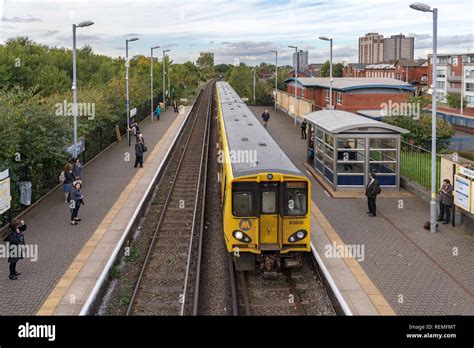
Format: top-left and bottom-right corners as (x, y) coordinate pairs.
(400, 141), (441, 190)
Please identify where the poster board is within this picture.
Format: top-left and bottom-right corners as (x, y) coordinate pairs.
(454, 174), (471, 212)
(0, 169), (11, 214)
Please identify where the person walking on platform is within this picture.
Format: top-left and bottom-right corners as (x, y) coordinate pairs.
(366, 172), (381, 217)
(301, 119), (307, 139)
(134, 137), (145, 168)
(261, 109), (270, 128)
(438, 179), (454, 224)
(72, 157), (83, 182)
(62, 163), (75, 203)
(154, 105), (161, 120)
(70, 181), (84, 225)
(5, 220), (27, 280)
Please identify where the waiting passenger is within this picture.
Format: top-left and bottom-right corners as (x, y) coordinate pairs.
(261, 109), (270, 128)
(70, 181), (84, 225)
(438, 179), (453, 224)
(154, 105), (161, 120)
(301, 120), (307, 139)
(366, 172), (381, 217)
(5, 219), (27, 280)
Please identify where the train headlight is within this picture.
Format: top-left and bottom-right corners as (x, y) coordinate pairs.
(288, 230), (307, 243)
(233, 230), (252, 243)
(267, 174), (273, 180)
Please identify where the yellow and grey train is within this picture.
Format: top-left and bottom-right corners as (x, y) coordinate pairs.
(216, 81), (311, 278)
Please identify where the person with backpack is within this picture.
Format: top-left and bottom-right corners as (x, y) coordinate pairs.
(365, 172), (381, 217)
(261, 110), (270, 128)
(5, 219), (27, 280)
(70, 181), (84, 225)
(61, 163), (75, 203)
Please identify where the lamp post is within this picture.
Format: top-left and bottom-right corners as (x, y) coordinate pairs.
(253, 67), (256, 105)
(126, 37), (139, 146)
(150, 45), (160, 122)
(72, 20), (94, 158)
(163, 49), (170, 111)
(168, 65), (171, 104)
(410, 2), (438, 233)
(271, 50), (278, 111)
(288, 45), (298, 125)
(319, 36), (333, 110)
(461, 55), (465, 117)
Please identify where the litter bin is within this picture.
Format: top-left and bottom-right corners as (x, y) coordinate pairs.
(19, 181), (32, 206)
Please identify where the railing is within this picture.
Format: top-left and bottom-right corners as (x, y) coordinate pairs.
(400, 141), (441, 190)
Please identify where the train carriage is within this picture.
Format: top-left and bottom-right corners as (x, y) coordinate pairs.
(216, 81), (311, 278)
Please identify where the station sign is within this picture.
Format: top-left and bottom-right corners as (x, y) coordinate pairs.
(65, 137), (85, 158)
(0, 169), (11, 214)
(130, 107), (137, 117)
(454, 174), (471, 212)
(459, 166), (474, 180)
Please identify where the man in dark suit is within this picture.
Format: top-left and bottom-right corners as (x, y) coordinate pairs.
(366, 172), (381, 217)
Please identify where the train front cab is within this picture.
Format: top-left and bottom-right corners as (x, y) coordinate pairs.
(226, 173), (311, 278)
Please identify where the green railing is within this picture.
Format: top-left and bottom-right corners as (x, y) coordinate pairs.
(400, 141), (441, 190)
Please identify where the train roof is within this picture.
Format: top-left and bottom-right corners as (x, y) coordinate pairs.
(216, 81), (302, 178)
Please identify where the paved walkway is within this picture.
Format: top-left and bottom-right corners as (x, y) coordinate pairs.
(0, 109), (182, 315)
(250, 106), (474, 315)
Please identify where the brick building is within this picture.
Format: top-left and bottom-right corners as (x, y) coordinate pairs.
(428, 53), (474, 106)
(342, 63), (368, 77)
(284, 77), (415, 113)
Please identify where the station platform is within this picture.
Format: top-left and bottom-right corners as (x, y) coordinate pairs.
(0, 106), (190, 315)
(250, 106), (474, 315)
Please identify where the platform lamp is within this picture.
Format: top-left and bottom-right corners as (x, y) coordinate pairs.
(319, 36), (333, 110)
(72, 20), (94, 158)
(163, 49), (171, 110)
(410, 2), (438, 233)
(288, 45), (298, 125)
(126, 37), (139, 146)
(150, 45), (160, 122)
(270, 50), (278, 112)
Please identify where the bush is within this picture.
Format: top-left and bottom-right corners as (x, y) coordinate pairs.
(446, 93), (468, 109)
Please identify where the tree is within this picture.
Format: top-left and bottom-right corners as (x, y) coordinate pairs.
(383, 115), (454, 149)
(196, 53), (215, 81)
(446, 93), (468, 109)
(320, 60), (344, 77)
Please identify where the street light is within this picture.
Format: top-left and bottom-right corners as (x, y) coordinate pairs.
(150, 45), (160, 122)
(288, 45), (298, 125)
(126, 37), (139, 146)
(163, 49), (171, 111)
(319, 36), (333, 110)
(270, 50), (278, 111)
(410, 2), (438, 233)
(72, 20), (94, 159)
(252, 67), (256, 105)
(168, 65), (171, 105)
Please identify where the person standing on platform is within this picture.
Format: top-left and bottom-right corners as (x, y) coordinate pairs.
(62, 163), (75, 203)
(261, 109), (270, 128)
(173, 100), (178, 113)
(301, 119), (307, 139)
(438, 179), (454, 224)
(366, 172), (381, 217)
(154, 105), (161, 120)
(70, 181), (84, 225)
(5, 219), (27, 280)
(134, 137), (145, 168)
(72, 157), (83, 182)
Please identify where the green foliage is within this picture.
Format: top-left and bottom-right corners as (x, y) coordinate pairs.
(196, 53), (215, 81)
(320, 60), (344, 77)
(408, 95), (431, 110)
(446, 93), (468, 109)
(383, 115), (455, 149)
(0, 37), (204, 224)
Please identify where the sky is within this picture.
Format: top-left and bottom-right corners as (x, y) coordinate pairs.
(0, 0), (473, 65)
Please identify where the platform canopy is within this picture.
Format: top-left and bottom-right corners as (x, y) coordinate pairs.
(304, 110), (409, 134)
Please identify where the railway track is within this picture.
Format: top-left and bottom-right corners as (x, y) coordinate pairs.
(126, 82), (212, 316)
(231, 253), (336, 316)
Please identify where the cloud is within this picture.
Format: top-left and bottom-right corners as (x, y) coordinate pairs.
(411, 33), (474, 49)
